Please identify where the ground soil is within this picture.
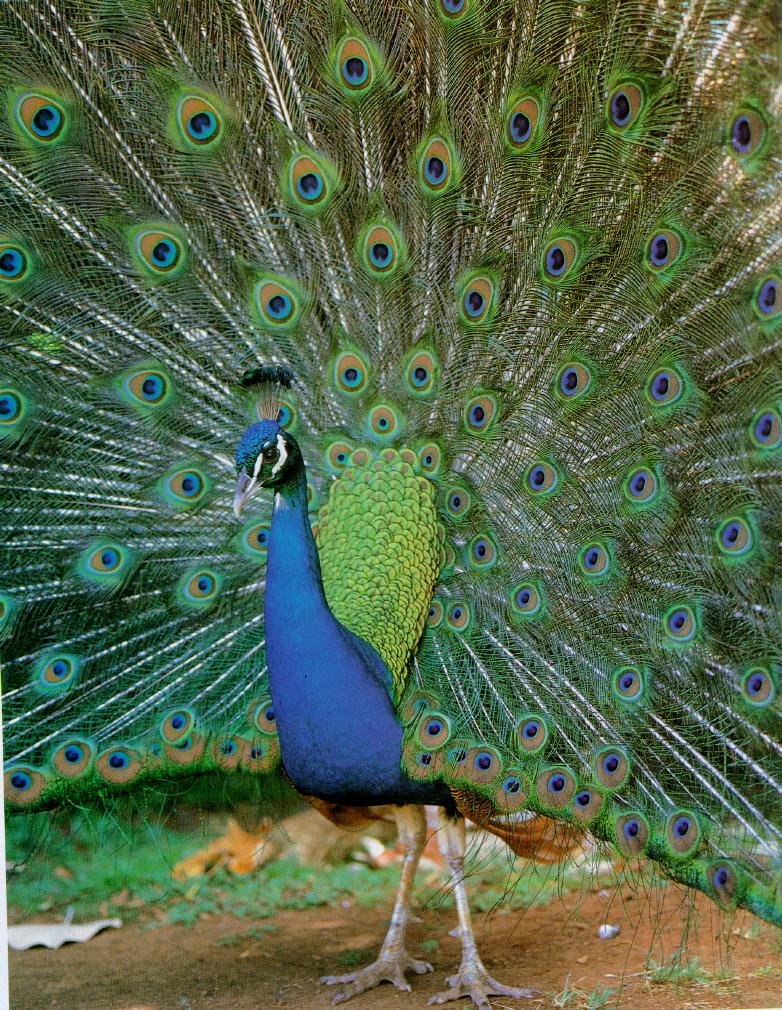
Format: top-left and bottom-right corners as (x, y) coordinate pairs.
(9, 883), (782, 1010)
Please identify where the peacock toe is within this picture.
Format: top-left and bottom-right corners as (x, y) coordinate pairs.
(321, 949), (433, 1003)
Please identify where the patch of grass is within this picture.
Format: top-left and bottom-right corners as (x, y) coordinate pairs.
(551, 977), (620, 1010)
(337, 947), (373, 967)
(645, 956), (734, 988)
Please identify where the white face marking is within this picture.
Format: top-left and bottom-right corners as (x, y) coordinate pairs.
(271, 433), (287, 476)
(252, 452), (264, 479)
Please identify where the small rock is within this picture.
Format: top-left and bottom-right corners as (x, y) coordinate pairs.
(597, 923), (620, 940)
(576, 955), (588, 964)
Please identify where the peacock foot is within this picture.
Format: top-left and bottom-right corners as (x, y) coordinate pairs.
(427, 953), (536, 1009)
(321, 949), (434, 1004)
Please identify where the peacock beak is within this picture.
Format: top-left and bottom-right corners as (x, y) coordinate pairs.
(233, 469), (257, 518)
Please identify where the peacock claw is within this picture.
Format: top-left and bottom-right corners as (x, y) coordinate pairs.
(321, 950), (434, 1004)
(427, 956), (537, 1009)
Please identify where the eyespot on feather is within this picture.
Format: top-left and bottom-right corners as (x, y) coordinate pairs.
(159, 466), (209, 508)
(606, 84), (643, 132)
(728, 104), (769, 163)
(446, 601), (471, 631)
(749, 407), (782, 451)
(336, 38), (374, 93)
(646, 367), (684, 407)
(405, 747), (443, 780)
(368, 404), (398, 438)
(0, 593), (17, 638)
(506, 97), (540, 149)
(623, 466), (659, 505)
(95, 746), (142, 785)
(444, 486), (471, 521)
(426, 598), (444, 627)
(463, 394), (497, 435)
(178, 568), (222, 606)
(707, 861), (739, 906)
(510, 582), (544, 620)
(51, 739), (94, 778)
(419, 136), (455, 193)
(542, 238), (578, 282)
(663, 604), (697, 643)
(361, 224), (401, 277)
(133, 229), (185, 275)
(578, 542), (611, 579)
(740, 666), (775, 708)
(242, 735), (281, 773)
(715, 515), (754, 559)
(238, 521), (270, 559)
(0, 243), (30, 282)
(464, 746), (502, 785)
(467, 532), (497, 569)
(176, 95), (222, 147)
(404, 350), (438, 395)
(665, 809), (702, 856)
(753, 274), (780, 320)
(160, 707), (196, 744)
(211, 734), (248, 770)
(14, 93), (66, 143)
(516, 714), (549, 754)
(594, 747), (630, 789)
(536, 766), (576, 809)
(438, 0), (467, 20)
(525, 460), (559, 496)
(254, 278), (300, 329)
(645, 229), (682, 272)
(249, 697), (277, 735)
(77, 543), (132, 584)
(495, 770), (528, 812)
(0, 389), (26, 430)
(612, 666), (644, 702)
(614, 812), (650, 856)
(4, 766), (47, 806)
(326, 440), (354, 470)
(418, 442), (442, 475)
(335, 351), (368, 394)
(571, 788), (605, 823)
(555, 362), (591, 401)
(288, 154), (331, 210)
(459, 277), (494, 325)
(121, 368), (172, 409)
(33, 654), (80, 695)
(417, 712), (451, 750)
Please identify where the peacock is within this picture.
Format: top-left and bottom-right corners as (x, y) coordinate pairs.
(2, 0), (781, 1005)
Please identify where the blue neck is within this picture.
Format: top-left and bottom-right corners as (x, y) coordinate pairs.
(263, 464), (448, 806)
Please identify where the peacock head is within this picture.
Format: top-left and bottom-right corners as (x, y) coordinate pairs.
(233, 419), (301, 516)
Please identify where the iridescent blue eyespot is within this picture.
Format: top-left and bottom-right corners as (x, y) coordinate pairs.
(34, 105), (61, 136)
(440, 0), (465, 15)
(624, 818), (640, 840)
(369, 242), (391, 268)
(64, 745), (83, 764)
(756, 278), (777, 315)
(266, 293), (291, 319)
(342, 56), (368, 85)
(546, 246), (566, 276)
(297, 172), (323, 200)
(741, 667), (775, 707)
(0, 393), (20, 421)
(502, 775), (521, 794)
(0, 246), (26, 280)
(10, 771), (31, 791)
(509, 111), (531, 144)
(464, 290), (484, 317)
(548, 774), (565, 793)
(665, 605), (696, 642)
(151, 240), (177, 268)
(221, 740), (237, 756)
(424, 156), (446, 185)
(108, 751), (129, 770)
(750, 408), (781, 450)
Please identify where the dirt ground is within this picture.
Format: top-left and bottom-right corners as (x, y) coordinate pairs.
(9, 882), (782, 1010)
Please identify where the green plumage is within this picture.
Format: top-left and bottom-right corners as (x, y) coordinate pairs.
(1, 0), (781, 943)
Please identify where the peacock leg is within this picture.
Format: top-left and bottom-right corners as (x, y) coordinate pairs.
(428, 810), (536, 1009)
(320, 803), (434, 1004)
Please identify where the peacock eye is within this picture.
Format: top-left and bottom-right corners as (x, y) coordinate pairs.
(177, 96), (222, 147)
(15, 93), (66, 142)
(607, 84), (642, 131)
(0, 244), (28, 281)
(557, 363), (592, 400)
(506, 97), (540, 149)
(542, 238), (577, 281)
(624, 466), (658, 504)
(646, 366), (684, 406)
(459, 276), (494, 325)
(754, 275), (781, 319)
(646, 229), (681, 272)
(664, 604), (697, 642)
(728, 106), (767, 161)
